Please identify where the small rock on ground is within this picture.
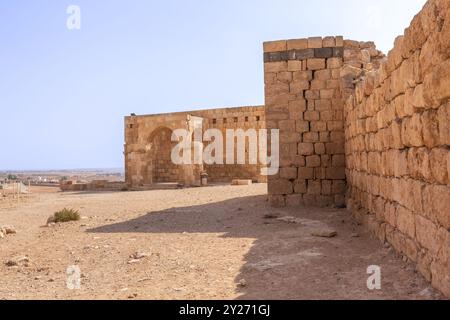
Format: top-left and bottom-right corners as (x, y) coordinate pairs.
(311, 229), (338, 238)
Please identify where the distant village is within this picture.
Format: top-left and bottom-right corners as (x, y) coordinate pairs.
(0, 169), (124, 186)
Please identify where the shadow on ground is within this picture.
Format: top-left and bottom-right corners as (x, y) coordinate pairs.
(88, 193), (441, 300)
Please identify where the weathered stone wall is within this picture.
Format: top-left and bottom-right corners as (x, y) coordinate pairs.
(124, 105), (267, 186)
(345, 0), (450, 296)
(263, 36), (382, 208)
(125, 112), (204, 187)
(198, 106), (267, 183)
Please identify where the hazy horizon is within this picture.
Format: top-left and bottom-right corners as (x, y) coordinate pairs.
(0, 0), (427, 171)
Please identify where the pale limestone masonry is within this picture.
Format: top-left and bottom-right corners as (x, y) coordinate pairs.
(124, 106), (266, 187)
(344, 0), (450, 296)
(263, 37), (384, 208)
(125, 0), (449, 297)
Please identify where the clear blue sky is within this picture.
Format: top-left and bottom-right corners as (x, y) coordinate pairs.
(0, 0), (426, 170)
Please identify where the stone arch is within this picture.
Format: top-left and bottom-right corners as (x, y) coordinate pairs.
(146, 126), (180, 184)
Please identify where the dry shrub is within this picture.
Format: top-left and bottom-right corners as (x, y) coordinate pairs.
(49, 208), (80, 223)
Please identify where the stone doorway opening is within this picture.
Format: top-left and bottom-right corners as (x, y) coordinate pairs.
(149, 127), (180, 184)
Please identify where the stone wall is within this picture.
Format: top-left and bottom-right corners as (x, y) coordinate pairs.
(125, 112), (204, 187)
(345, 0), (450, 296)
(263, 36), (383, 208)
(124, 105), (267, 187)
(198, 106), (267, 183)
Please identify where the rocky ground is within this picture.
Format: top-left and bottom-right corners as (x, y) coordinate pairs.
(0, 184), (444, 300)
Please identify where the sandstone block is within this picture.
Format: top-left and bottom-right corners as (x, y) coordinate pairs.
(335, 36), (344, 47)
(421, 110), (440, 148)
(423, 184), (450, 229)
(303, 132), (319, 143)
(332, 155), (346, 167)
(326, 167), (346, 180)
(308, 37), (323, 49)
(396, 206), (416, 239)
(430, 148), (449, 184)
(286, 194), (304, 206)
(402, 114), (423, 147)
(296, 120), (309, 133)
(322, 180), (332, 195)
(269, 195), (286, 207)
(306, 155), (321, 168)
(265, 61), (288, 73)
(307, 58), (326, 70)
(332, 180), (346, 194)
(327, 57), (343, 69)
(307, 180), (322, 195)
(287, 38), (308, 50)
(298, 168), (314, 179)
(264, 40), (287, 53)
(416, 215), (440, 255)
(268, 179), (293, 195)
(437, 103), (450, 145)
(314, 48), (333, 59)
(277, 71), (292, 83)
(295, 48), (315, 60)
(294, 180), (307, 194)
(314, 143), (326, 155)
(293, 71), (312, 82)
(280, 167), (298, 180)
(298, 143), (314, 156)
(288, 60), (303, 72)
(290, 80), (310, 93)
(310, 121), (327, 132)
(322, 36), (336, 47)
(305, 90), (320, 100)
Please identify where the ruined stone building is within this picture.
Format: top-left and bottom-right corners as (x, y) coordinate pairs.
(125, 0), (449, 296)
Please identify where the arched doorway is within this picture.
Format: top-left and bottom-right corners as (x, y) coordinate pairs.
(148, 127), (180, 184)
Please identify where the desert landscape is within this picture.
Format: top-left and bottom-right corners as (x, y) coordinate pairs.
(1, 0), (448, 303)
(0, 184), (444, 300)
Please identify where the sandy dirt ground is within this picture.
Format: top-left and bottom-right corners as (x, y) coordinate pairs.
(0, 184), (444, 300)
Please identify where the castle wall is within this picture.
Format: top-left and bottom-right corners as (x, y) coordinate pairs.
(263, 36), (383, 208)
(124, 105), (266, 186)
(344, 0), (450, 296)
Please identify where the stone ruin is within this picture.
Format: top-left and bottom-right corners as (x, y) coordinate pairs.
(124, 0), (449, 296)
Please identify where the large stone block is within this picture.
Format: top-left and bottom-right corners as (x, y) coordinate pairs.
(437, 102), (450, 145)
(401, 114), (423, 147)
(307, 180), (322, 195)
(298, 142), (314, 156)
(430, 148), (449, 184)
(287, 38), (308, 50)
(280, 167), (298, 180)
(423, 59), (450, 107)
(306, 155), (321, 168)
(293, 70), (313, 81)
(265, 61), (288, 73)
(416, 215), (440, 255)
(298, 168), (314, 179)
(264, 40), (287, 53)
(294, 180), (307, 194)
(307, 58), (326, 70)
(290, 80), (310, 93)
(268, 179), (293, 195)
(421, 110), (440, 148)
(288, 60), (303, 72)
(326, 167), (346, 180)
(308, 37), (323, 49)
(423, 184), (450, 229)
(397, 206), (416, 239)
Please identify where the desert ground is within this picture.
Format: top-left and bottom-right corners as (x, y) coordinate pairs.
(0, 184), (444, 300)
